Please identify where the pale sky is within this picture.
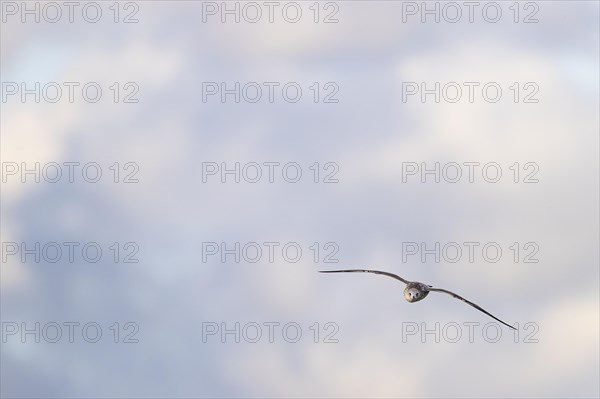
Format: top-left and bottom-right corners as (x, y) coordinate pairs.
(1, 1), (599, 397)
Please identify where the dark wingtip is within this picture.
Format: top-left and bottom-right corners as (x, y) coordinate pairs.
(499, 321), (518, 330)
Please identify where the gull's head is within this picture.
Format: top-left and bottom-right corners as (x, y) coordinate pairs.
(404, 283), (429, 303)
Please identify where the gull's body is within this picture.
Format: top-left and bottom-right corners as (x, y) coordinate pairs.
(320, 269), (516, 330)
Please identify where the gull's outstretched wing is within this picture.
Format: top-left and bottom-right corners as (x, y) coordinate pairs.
(319, 269), (409, 285)
(427, 287), (516, 330)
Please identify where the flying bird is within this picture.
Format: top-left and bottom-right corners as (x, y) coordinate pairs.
(319, 269), (516, 330)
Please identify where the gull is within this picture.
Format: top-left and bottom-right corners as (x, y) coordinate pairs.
(319, 269), (516, 330)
